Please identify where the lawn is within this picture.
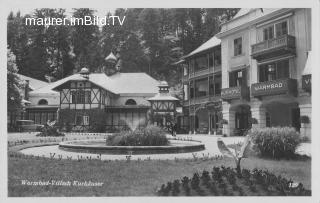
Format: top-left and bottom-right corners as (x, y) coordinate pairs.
(8, 155), (311, 196)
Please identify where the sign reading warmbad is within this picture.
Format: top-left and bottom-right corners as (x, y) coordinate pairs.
(221, 86), (241, 100)
(302, 74), (311, 92)
(221, 86), (250, 100)
(251, 78), (297, 97)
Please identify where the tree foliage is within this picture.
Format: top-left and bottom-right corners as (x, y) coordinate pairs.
(7, 8), (240, 84)
(7, 49), (22, 110)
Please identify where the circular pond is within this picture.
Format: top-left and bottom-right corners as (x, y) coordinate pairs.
(58, 139), (205, 154)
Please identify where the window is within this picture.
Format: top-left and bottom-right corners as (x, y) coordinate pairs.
(195, 78), (208, 97)
(83, 116), (89, 125)
(75, 115), (89, 125)
(125, 99), (137, 105)
(214, 49), (221, 66)
(275, 21), (288, 37)
(209, 74), (221, 96)
(258, 59), (289, 82)
(194, 56), (208, 71)
(209, 54), (214, 68)
(183, 65), (188, 76)
(38, 99), (48, 105)
(214, 74), (222, 95)
(189, 60), (194, 74)
(229, 69), (246, 87)
(209, 76), (214, 96)
(234, 37), (242, 56)
(262, 21), (288, 41)
(71, 90), (91, 104)
(263, 26), (274, 41)
(190, 81), (194, 99)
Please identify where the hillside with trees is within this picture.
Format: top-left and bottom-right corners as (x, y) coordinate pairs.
(7, 8), (239, 85)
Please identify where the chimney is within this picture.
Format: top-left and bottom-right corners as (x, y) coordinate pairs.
(25, 80), (29, 100)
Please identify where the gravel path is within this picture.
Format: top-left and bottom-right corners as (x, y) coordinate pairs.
(12, 133), (311, 160)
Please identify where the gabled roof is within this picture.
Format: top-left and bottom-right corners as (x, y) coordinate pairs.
(17, 74), (48, 90)
(231, 8), (255, 20)
(224, 8), (283, 26)
(185, 36), (221, 58)
(30, 72), (159, 95)
(107, 73), (158, 94)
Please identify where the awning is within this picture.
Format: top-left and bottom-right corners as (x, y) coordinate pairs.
(302, 51), (312, 92)
(303, 51), (312, 75)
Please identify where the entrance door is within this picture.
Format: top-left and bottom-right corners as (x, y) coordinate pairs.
(235, 112), (250, 129)
(210, 113), (219, 133)
(235, 105), (251, 136)
(291, 108), (301, 132)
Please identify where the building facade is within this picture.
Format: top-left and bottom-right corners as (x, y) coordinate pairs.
(7, 74), (53, 129)
(216, 8), (312, 137)
(18, 68), (159, 132)
(176, 36), (223, 134)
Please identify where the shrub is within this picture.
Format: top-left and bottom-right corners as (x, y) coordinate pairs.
(36, 124), (65, 137)
(106, 125), (169, 146)
(89, 122), (106, 133)
(249, 127), (301, 159)
(300, 116), (310, 124)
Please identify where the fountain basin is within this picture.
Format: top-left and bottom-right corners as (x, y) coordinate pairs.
(59, 139), (205, 154)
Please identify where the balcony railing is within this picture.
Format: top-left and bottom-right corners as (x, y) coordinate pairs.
(183, 94), (221, 106)
(189, 66), (214, 79)
(251, 35), (296, 60)
(190, 96), (210, 105)
(221, 86), (250, 100)
(251, 78), (297, 97)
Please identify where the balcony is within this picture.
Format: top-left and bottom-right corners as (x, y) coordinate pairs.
(251, 35), (296, 61)
(221, 86), (250, 101)
(251, 78), (297, 97)
(190, 96), (210, 105)
(189, 67), (214, 79)
(184, 94), (221, 106)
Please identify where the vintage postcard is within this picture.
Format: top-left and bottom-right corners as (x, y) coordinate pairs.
(2, 0), (319, 202)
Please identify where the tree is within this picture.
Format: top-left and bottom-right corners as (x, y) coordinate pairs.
(7, 49), (22, 110)
(44, 9), (74, 80)
(71, 8), (101, 72)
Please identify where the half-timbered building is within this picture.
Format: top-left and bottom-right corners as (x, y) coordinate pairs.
(27, 68), (159, 132)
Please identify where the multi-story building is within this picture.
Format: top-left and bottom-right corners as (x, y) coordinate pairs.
(216, 8), (312, 137)
(176, 36), (223, 134)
